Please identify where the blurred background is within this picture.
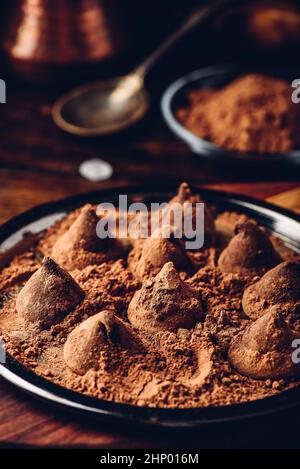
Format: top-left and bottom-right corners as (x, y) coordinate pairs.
(0, 0), (300, 220)
(1, 0), (300, 448)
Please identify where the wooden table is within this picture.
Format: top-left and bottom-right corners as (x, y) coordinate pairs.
(0, 73), (300, 448)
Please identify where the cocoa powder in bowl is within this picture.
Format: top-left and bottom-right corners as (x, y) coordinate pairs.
(0, 184), (300, 409)
(177, 73), (300, 154)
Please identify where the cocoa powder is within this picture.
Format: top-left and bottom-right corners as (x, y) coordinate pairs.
(0, 200), (299, 409)
(177, 74), (300, 154)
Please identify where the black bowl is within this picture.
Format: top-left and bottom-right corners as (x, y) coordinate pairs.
(161, 64), (300, 164)
(0, 184), (300, 428)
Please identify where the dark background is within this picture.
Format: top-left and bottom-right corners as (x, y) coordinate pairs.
(0, 0), (300, 224)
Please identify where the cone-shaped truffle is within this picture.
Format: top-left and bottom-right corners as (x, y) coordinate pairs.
(128, 261), (203, 332)
(169, 182), (198, 205)
(128, 228), (191, 281)
(52, 204), (122, 270)
(168, 182), (215, 246)
(228, 308), (300, 379)
(64, 310), (142, 375)
(16, 257), (85, 328)
(242, 260), (300, 320)
(218, 222), (281, 275)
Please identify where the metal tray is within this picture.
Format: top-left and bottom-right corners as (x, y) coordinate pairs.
(0, 185), (300, 428)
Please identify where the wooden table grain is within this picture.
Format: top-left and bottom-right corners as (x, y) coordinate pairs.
(0, 75), (300, 448)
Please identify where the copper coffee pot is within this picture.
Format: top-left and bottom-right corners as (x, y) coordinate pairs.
(2, 0), (127, 82)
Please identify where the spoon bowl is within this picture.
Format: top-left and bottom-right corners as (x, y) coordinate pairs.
(52, 75), (150, 136)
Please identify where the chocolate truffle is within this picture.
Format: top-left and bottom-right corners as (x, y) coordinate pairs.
(128, 261), (202, 332)
(215, 211), (250, 240)
(229, 308), (300, 379)
(52, 204), (122, 270)
(64, 310), (142, 375)
(16, 257), (85, 328)
(242, 260), (300, 320)
(167, 182), (215, 246)
(128, 228), (190, 281)
(218, 222), (281, 275)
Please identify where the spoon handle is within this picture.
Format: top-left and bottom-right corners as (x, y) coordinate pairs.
(134, 0), (241, 78)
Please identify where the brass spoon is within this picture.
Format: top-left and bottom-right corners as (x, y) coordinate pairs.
(52, 0), (231, 136)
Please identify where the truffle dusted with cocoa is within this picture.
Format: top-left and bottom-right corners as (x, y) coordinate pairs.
(16, 257), (85, 328)
(52, 204), (123, 270)
(128, 261), (202, 332)
(167, 182), (215, 246)
(218, 222), (281, 275)
(168, 181), (195, 205)
(127, 228), (191, 282)
(229, 308), (300, 379)
(242, 260), (300, 320)
(64, 310), (142, 375)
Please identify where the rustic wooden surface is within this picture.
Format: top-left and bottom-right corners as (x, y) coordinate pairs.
(267, 187), (300, 213)
(0, 49), (300, 448)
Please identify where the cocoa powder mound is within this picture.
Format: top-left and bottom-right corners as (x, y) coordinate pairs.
(0, 206), (299, 409)
(177, 74), (300, 154)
